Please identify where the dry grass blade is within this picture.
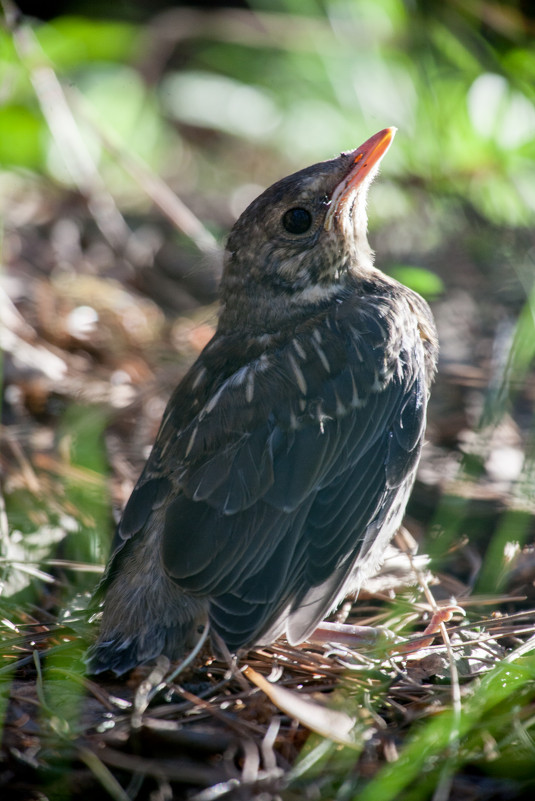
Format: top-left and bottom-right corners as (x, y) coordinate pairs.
(77, 745), (131, 801)
(69, 93), (219, 256)
(2, 0), (131, 252)
(244, 665), (358, 748)
(1, 0), (218, 265)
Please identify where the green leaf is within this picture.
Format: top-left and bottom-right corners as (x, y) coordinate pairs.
(388, 265), (444, 299)
(0, 106), (45, 168)
(37, 16), (138, 71)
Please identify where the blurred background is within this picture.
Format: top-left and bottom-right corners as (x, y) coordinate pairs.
(2, 0), (534, 599)
(1, 1), (535, 797)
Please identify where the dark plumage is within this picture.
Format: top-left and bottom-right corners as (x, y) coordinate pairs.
(87, 128), (438, 675)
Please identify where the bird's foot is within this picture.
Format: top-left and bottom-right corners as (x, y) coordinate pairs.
(307, 604), (464, 654)
(393, 604), (465, 655)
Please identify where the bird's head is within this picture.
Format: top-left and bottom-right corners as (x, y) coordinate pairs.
(220, 127), (396, 331)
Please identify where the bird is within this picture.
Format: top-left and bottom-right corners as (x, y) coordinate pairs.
(87, 127), (438, 676)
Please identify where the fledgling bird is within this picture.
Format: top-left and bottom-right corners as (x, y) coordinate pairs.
(87, 128), (438, 676)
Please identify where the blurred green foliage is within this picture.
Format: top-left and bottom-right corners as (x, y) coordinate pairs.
(388, 265), (444, 300)
(1, 405), (110, 601)
(290, 655), (535, 800)
(56, 405), (111, 582)
(0, 1), (533, 226)
(1, 3), (535, 798)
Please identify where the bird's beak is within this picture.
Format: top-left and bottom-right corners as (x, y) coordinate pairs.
(325, 127), (396, 231)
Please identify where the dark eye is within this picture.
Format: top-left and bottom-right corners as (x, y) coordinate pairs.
(282, 207), (313, 235)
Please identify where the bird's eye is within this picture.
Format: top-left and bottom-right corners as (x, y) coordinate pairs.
(282, 207), (313, 235)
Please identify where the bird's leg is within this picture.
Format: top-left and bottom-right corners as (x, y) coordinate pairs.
(307, 605), (464, 654)
(307, 620), (401, 648)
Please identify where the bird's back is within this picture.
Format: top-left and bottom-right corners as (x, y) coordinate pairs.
(89, 277), (436, 672)
(87, 128), (438, 675)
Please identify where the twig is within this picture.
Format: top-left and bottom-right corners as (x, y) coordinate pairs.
(68, 90), (219, 256)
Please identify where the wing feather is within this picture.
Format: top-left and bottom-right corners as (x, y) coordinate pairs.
(106, 294), (430, 650)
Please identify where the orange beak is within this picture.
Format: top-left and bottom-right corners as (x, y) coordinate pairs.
(325, 127), (396, 230)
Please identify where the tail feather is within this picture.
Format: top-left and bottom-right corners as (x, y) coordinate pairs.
(86, 622), (196, 676)
(86, 512), (208, 675)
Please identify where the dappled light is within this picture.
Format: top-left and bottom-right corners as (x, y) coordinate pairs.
(1, 1), (535, 799)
